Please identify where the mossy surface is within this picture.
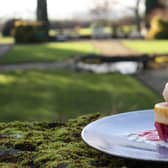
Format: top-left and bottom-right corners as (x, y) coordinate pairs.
(0, 113), (166, 168)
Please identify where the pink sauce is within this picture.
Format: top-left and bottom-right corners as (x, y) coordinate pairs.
(127, 122), (168, 146)
(133, 122), (168, 142)
(127, 130), (168, 148)
(127, 130), (160, 144)
(138, 130), (160, 141)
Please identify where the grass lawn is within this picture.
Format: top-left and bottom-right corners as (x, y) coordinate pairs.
(0, 36), (14, 44)
(0, 41), (98, 64)
(122, 40), (168, 54)
(79, 28), (92, 36)
(49, 28), (92, 37)
(0, 70), (161, 121)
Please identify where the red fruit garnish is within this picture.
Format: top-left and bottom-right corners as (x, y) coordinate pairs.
(155, 122), (167, 141)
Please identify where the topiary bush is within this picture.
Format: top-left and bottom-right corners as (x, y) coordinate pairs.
(147, 16), (168, 39)
(13, 21), (48, 43)
(2, 19), (19, 37)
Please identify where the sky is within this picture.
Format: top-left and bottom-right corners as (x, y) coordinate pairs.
(0, 0), (145, 21)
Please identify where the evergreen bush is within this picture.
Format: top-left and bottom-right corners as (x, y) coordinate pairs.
(13, 21), (48, 43)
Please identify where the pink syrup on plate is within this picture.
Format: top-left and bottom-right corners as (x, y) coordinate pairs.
(126, 130), (164, 147)
(137, 130), (160, 141)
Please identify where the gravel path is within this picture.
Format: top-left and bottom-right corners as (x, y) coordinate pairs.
(93, 40), (137, 56)
(136, 69), (168, 95)
(0, 44), (13, 57)
(0, 61), (75, 72)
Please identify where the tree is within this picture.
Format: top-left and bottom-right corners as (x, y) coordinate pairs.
(89, 0), (118, 38)
(90, 0), (115, 22)
(37, 0), (49, 23)
(36, 0), (49, 38)
(90, 0), (143, 36)
(145, 0), (166, 27)
(117, 0), (144, 35)
(145, 0), (168, 17)
(135, 0), (141, 33)
(146, 0), (158, 16)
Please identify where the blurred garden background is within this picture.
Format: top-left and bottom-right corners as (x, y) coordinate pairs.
(0, 0), (167, 121)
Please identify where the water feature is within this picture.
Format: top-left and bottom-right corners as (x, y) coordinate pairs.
(76, 61), (143, 74)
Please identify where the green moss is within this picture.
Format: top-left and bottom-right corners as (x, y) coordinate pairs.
(0, 113), (126, 167)
(0, 113), (166, 167)
(0, 163), (18, 168)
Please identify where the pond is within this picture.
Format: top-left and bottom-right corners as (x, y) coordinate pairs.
(76, 61), (143, 74)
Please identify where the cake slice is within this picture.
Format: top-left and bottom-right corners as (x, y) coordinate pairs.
(154, 102), (168, 141)
(154, 83), (168, 142)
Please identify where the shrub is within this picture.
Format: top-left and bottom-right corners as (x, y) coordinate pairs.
(147, 16), (168, 39)
(2, 19), (19, 37)
(13, 21), (48, 43)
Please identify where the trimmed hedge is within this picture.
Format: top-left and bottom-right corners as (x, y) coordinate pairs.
(2, 19), (19, 37)
(13, 21), (48, 43)
(0, 113), (167, 167)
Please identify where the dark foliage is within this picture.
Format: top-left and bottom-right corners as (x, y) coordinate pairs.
(2, 19), (19, 37)
(13, 21), (48, 43)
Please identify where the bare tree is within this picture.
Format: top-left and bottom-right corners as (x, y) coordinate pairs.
(90, 0), (143, 35)
(134, 0), (141, 33)
(89, 0), (117, 23)
(117, 0), (143, 34)
(89, 0), (118, 38)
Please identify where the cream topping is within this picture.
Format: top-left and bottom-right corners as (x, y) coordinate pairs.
(163, 83), (168, 103)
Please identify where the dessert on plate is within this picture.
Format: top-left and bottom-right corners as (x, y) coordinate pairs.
(154, 83), (168, 142)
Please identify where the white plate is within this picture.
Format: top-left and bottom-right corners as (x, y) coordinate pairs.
(82, 110), (168, 162)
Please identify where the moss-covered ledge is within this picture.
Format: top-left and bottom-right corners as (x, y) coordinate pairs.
(0, 113), (167, 168)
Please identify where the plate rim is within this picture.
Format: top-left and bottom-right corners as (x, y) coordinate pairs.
(81, 109), (168, 162)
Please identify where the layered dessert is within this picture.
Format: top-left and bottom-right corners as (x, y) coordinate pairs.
(154, 83), (168, 142)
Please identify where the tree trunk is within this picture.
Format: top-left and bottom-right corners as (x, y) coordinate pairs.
(145, 0), (161, 27)
(37, 0), (48, 22)
(135, 0), (141, 35)
(145, 0), (160, 16)
(36, 0), (49, 39)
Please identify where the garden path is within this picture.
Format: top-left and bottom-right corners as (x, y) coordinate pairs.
(0, 60), (74, 72)
(136, 69), (168, 95)
(92, 40), (137, 56)
(0, 44), (13, 57)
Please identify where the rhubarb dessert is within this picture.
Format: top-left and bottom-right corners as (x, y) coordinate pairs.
(154, 83), (168, 142)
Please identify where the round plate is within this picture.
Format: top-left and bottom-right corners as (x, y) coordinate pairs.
(82, 110), (168, 162)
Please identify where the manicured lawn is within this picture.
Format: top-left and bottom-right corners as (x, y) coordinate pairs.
(122, 40), (168, 54)
(0, 70), (161, 121)
(80, 27), (112, 36)
(0, 41), (98, 64)
(0, 36), (14, 44)
(79, 28), (92, 36)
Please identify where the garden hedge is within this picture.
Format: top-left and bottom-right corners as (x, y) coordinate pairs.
(13, 21), (48, 43)
(0, 113), (167, 168)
